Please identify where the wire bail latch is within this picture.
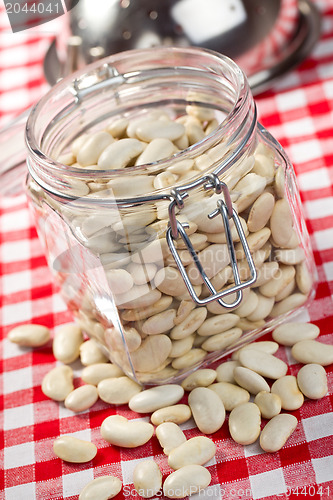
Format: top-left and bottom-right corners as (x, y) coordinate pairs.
(166, 177), (257, 308)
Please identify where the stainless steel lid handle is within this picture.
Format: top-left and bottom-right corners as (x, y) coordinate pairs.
(166, 185), (257, 308)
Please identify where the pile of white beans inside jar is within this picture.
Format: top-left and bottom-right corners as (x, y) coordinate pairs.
(25, 47), (315, 384)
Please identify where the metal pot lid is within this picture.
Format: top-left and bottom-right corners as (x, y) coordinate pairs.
(44, 0), (321, 95)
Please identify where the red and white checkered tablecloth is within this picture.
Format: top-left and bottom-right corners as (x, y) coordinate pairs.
(0, 1), (333, 499)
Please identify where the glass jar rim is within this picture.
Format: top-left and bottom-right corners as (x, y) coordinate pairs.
(25, 46), (254, 196)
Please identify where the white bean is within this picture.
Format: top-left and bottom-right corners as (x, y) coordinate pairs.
(181, 369), (217, 391)
(171, 348), (207, 370)
(80, 339), (109, 365)
(297, 364), (328, 399)
(42, 365), (74, 401)
(129, 384), (184, 413)
(136, 137), (175, 164)
(8, 324), (50, 347)
(270, 198), (294, 247)
(77, 131), (114, 166)
(98, 376), (142, 405)
(98, 138), (143, 169)
(233, 366), (270, 395)
(79, 476), (122, 500)
(260, 414), (298, 452)
(64, 384), (98, 412)
(291, 339), (333, 366)
(201, 327), (242, 352)
(53, 435), (97, 463)
(53, 323), (83, 364)
(254, 391), (282, 419)
(228, 402), (261, 445)
(271, 376), (304, 410)
(133, 460), (162, 498)
(197, 314), (239, 336)
(136, 120), (185, 141)
(163, 465), (211, 499)
(81, 363), (124, 385)
(216, 361), (240, 384)
(239, 348), (288, 379)
(151, 404), (192, 426)
(170, 308), (207, 340)
(100, 415), (154, 447)
(188, 387), (225, 434)
(142, 309), (177, 335)
(209, 381), (250, 411)
(168, 436), (216, 469)
(272, 322), (320, 346)
(131, 334), (172, 372)
(156, 422), (186, 455)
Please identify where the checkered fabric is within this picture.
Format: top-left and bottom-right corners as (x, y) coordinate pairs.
(0, 1), (333, 499)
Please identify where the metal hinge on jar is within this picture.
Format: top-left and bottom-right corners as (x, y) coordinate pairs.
(166, 173), (257, 309)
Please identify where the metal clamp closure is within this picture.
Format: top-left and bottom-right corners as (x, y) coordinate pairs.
(166, 179), (257, 308)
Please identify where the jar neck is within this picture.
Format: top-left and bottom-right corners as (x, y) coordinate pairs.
(26, 47), (258, 202)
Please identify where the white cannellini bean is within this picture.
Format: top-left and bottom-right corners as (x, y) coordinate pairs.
(154, 171), (178, 189)
(163, 465), (211, 499)
(64, 384), (98, 412)
(98, 138), (144, 169)
(254, 391), (282, 419)
(228, 402), (261, 445)
(168, 436), (216, 470)
(136, 137), (175, 164)
(171, 348), (207, 370)
(233, 366), (270, 395)
(156, 422), (187, 455)
(271, 376), (304, 410)
(53, 435), (97, 463)
(238, 349), (288, 379)
(169, 336), (195, 358)
(270, 198), (294, 247)
(188, 387), (225, 434)
(80, 339), (109, 365)
(201, 327), (243, 352)
(105, 269), (134, 295)
(215, 361), (240, 384)
(133, 460), (162, 499)
(291, 339), (333, 366)
(53, 323), (84, 364)
(79, 476), (122, 500)
(129, 384), (184, 413)
(272, 322), (320, 346)
(247, 192), (275, 232)
(232, 340), (279, 360)
(97, 376), (142, 405)
(208, 382), (250, 411)
(121, 295), (173, 322)
(270, 293), (307, 317)
(136, 120), (185, 142)
(181, 369), (217, 391)
(142, 309), (177, 335)
(77, 131), (114, 166)
(42, 365), (74, 401)
(154, 266), (188, 297)
(260, 414), (298, 452)
(127, 262), (157, 286)
(296, 364), (328, 399)
(151, 404), (192, 426)
(170, 308), (207, 340)
(81, 363), (124, 385)
(197, 314), (239, 336)
(100, 415), (154, 447)
(8, 323), (50, 347)
(130, 334), (172, 372)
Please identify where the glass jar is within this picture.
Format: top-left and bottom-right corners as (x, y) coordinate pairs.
(25, 47), (315, 384)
